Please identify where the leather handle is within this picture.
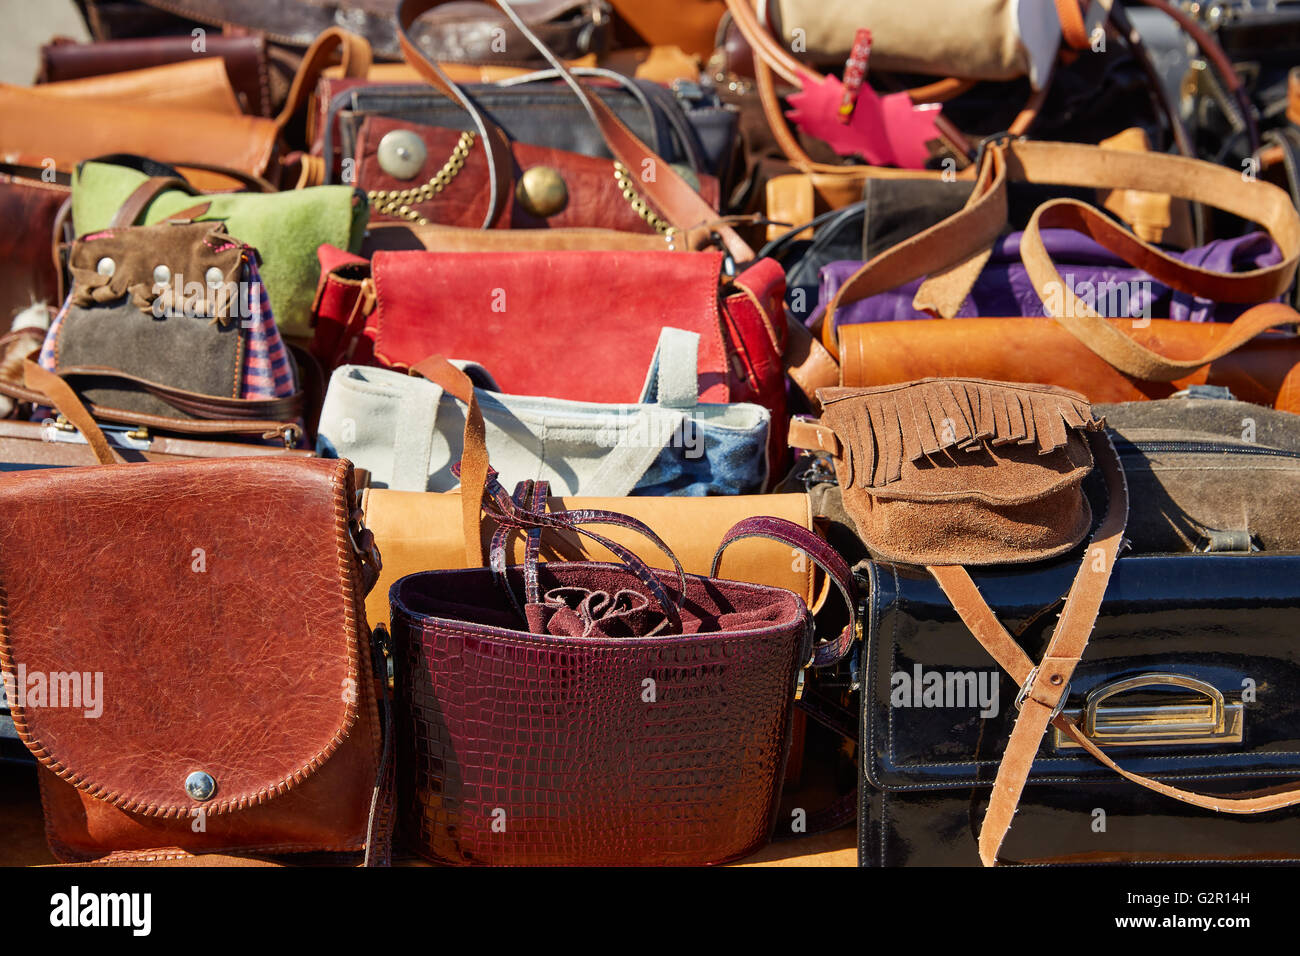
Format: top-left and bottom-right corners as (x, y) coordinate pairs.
(1022, 198), (1300, 381)
(822, 139), (1300, 359)
(22, 360), (122, 466)
(398, 0), (755, 261)
(711, 516), (857, 667)
(274, 27), (373, 135)
(931, 429), (1130, 866)
(108, 176), (194, 228)
(408, 355), (488, 568)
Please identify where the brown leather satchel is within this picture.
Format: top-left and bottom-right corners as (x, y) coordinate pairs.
(0, 401), (389, 864)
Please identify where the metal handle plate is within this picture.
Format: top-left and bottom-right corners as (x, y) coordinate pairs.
(1051, 673), (1244, 750)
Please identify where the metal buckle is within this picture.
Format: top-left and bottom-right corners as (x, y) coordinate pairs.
(1014, 666), (1070, 721)
(971, 130), (1016, 168)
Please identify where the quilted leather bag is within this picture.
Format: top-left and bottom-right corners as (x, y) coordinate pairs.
(0, 385), (391, 864)
(389, 467), (858, 865)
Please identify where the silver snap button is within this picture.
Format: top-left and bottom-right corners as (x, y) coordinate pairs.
(204, 266), (224, 285)
(95, 257), (115, 277)
(185, 770), (216, 801)
(152, 264), (171, 285)
(377, 129), (427, 180)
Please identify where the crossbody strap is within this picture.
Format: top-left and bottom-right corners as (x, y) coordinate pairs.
(928, 430), (1300, 865)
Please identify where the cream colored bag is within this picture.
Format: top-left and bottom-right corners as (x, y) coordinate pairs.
(773, 0), (1064, 87)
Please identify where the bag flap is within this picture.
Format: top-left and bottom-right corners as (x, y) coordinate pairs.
(370, 249), (729, 404)
(819, 378), (1099, 504)
(0, 457), (365, 817)
(864, 554), (1300, 791)
(361, 488), (815, 629)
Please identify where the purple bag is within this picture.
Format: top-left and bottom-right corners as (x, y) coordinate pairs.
(811, 228), (1282, 329)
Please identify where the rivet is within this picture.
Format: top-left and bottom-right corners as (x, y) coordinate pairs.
(204, 266), (224, 285)
(516, 166), (569, 219)
(376, 129), (427, 180)
(185, 770), (216, 801)
(152, 264), (171, 285)
(95, 257), (115, 277)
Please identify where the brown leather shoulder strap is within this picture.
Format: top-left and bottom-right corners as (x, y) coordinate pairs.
(23, 360), (121, 466)
(108, 176), (195, 228)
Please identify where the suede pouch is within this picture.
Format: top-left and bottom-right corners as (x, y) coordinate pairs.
(810, 378), (1103, 566)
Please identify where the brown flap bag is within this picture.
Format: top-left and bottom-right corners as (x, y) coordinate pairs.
(0, 390), (390, 864)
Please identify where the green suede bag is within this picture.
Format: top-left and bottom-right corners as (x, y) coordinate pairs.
(72, 160), (369, 338)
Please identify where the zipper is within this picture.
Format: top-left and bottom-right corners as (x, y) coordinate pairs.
(1114, 438), (1300, 460)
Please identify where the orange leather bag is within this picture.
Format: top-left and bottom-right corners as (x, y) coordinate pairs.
(824, 140), (1300, 412)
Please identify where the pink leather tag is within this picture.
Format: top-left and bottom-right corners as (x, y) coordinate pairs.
(786, 71), (941, 169)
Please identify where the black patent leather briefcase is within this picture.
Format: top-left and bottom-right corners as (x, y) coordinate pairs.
(858, 551), (1300, 866)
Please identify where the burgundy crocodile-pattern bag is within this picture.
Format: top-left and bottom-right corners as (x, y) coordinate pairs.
(389, 474), (857, 866)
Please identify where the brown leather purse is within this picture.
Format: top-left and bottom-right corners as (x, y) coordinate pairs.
(0, 386), (389, 864)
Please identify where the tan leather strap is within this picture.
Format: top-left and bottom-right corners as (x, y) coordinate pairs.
(929, 428), (1128, 866)
(823, 139), (1300, 358)
(1022, 201), (1300, 381)
(274, 26), (372, 135)
(932, 432), (1300, 861)
(23, 360), (122, 465)
(408, 355), (488, 568)
(1056, 0), (1093, 50)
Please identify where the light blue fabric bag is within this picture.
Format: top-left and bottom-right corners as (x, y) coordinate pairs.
(317, 328), (770, 496)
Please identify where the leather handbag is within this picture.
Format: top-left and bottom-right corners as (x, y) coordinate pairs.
(72, 157), (368, 337)
(1099, 388), (1300, 554)
(389, 459), (858, 865)
(0, 421), (390, 864)
(356, 353), (818, 632)
(860, 550), (1300, 865)
(38, 33), (273, 116)
(24, 221), (306, 447)
(317, 336), (770, 496)
(0, 165), (68, 332)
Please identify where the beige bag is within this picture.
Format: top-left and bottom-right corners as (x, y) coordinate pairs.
(772, 0), (1064, 86)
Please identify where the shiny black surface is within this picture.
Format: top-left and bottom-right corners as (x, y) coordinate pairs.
(859, 553), (1300, 865)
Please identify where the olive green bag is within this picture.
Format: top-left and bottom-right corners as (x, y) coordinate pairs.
(71, 158), (368, 338)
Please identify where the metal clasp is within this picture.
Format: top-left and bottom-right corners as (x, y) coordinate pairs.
(1051, 673), (1244, 751)
(1014, 666), (1070, 721)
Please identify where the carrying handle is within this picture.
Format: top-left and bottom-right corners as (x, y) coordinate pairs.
(22, 360), (122, 466)
(711, 516), (857, 667)
(480, 475), (688, 633)
(396, 0), (753, 261)
(820, 139), (1300, 358)
(407, 355), (489, 568)
(1022, 199), (1300, 382)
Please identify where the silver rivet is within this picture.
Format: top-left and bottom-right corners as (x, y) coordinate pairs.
(152, 264), (171, 285)
(185, 770), (216, 801)
(204, 266), (224, 285)
(95, 257), (115, 277)
(377, 129), (427, 180)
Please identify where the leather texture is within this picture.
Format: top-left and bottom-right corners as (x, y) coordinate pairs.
(310, 247), (791, 459)
(0, 457), (384, 862)
(25, 57), (246, 115)
(354, 114), (719, 231)
(812, 378), (1101, 566)
(0, 168), (67, 331)
(38, 34), (272, 116)
(839, 317), (1300, 413)
(860, 551), (1300, 865)
(391, 545), (812, 864)
(1100, 395), (1300, 554)
(360, 486), (816, 631)
(0, 83), (278, 187)
(0, 418), (312, 466)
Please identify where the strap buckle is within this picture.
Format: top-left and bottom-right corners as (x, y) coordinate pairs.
(1014, 667), (1070, 721)
(971, 130), (1017, 168)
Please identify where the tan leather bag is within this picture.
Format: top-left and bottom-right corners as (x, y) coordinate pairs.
(20, 58), (247, 115)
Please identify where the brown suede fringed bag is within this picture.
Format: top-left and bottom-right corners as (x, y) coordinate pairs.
(793, 376), (1141, 866)
(807, 378), (1104, 566)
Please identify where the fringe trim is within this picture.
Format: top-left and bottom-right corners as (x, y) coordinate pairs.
(823, 379), (1100, 489)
